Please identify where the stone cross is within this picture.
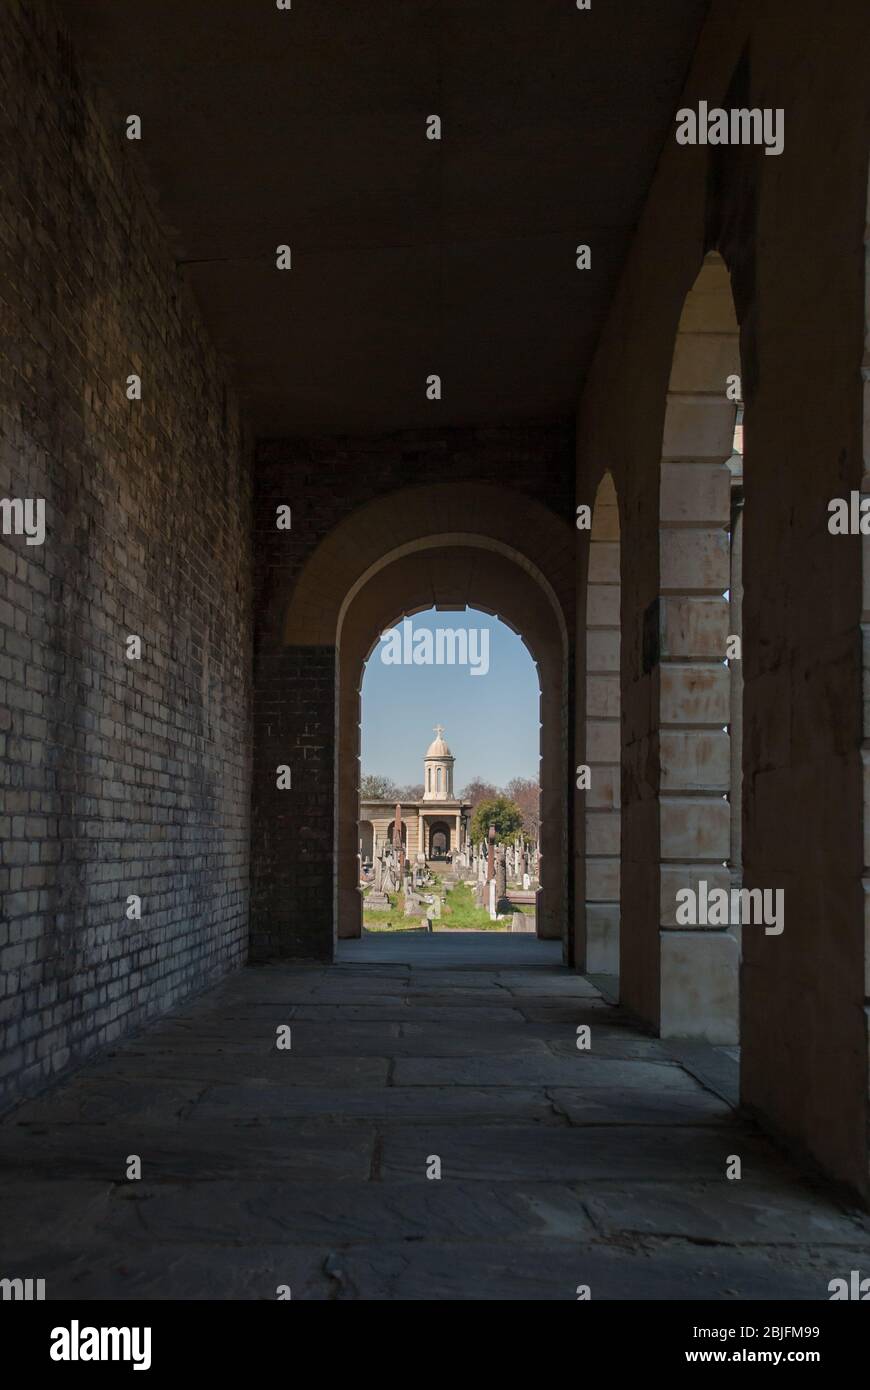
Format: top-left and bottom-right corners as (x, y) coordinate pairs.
(487, 824), (495, 881)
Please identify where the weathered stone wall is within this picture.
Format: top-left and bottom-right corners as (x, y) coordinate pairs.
(574, 0), (870, 1193)
(0, 0), (253, 1111)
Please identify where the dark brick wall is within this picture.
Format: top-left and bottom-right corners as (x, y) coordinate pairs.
(0, 0), (253, 1110)
(250, 647), (335, 961)
(251, 425), (574, 958)
(253, 426), (574, 642)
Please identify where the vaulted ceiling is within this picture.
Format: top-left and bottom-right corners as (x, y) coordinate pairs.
(59, 0), (708, 434)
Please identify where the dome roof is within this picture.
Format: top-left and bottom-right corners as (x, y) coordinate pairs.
(425, 726), (453, 759)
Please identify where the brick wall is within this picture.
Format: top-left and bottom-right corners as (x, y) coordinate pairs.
(0, 0), (253, 1110)
(253, 426), (574, 642)
(251, 425), (573, 959)
(250, 646), (334, 961)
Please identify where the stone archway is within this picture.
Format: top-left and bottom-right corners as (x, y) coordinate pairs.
(359, 819), (374, 862)
(428, 822), (450, 858)
(337, 548), (566, 940)
(385, 820), (407, 848)
(251, 482), (574, 961)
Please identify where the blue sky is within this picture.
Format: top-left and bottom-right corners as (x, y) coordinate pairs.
(361, 607), (540, 788)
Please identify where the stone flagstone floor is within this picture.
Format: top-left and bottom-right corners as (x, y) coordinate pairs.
(1, 933), (869, 1300)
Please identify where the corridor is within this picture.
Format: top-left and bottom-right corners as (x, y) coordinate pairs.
(2, 938), (868, 1301)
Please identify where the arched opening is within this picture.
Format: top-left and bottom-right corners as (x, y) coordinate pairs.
(352, 592), (550, 939)
(253, 482), (574, 961)
(583, 471), (621, 980)
(648, 250), (742, 1042)
(385, 820), (407, 849)
(359, 819), (374, 865)
(428, 823), (450, 859)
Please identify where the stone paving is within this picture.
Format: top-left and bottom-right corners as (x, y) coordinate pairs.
(1, 934), (869, 1300)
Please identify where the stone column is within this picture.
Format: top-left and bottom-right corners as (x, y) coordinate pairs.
(654, 266), (738, 1043)
(584, 472), (621, 974)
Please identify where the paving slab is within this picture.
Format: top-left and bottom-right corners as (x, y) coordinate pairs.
(84, 1179), (596, 1248)
(379, 1123), (788, 1185)
(0, 1119), (377, 1183)
(547, 1086), (735, 1127)
(316, 1239), (840, 1301)
(13, 1243), (333, 1301)
(5, 1078), (205, 1126)
(584, 1185), (870, 1248)
(291, 1003), (524, 1024)
(191, 1083), (561, 1124)
(74, 1052), (392, 1087)
(392, 1055), (710, 1090)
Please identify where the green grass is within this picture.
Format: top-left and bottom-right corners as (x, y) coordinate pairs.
(440, 880), (510, 931)
(362, 879), (525, 933)
(362, 889), (426, 932)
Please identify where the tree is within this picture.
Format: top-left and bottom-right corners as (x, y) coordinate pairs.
(360, 773), (399, 800)
(460, 776), (499, 810)
(470, 796), (524, 846)
(505, 776), (540, 837)
(397, 783), (424, 801)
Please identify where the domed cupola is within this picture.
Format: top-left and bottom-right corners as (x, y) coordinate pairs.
(423, 725), (455, 800)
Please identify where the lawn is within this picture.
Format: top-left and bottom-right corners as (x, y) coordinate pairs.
(362, 880), (524, 932)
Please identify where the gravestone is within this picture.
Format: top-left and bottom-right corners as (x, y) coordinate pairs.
(496, 845), (507, 903)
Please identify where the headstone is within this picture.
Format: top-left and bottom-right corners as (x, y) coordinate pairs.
(510, 912), (535, 933)
(496, 845), (507, 903)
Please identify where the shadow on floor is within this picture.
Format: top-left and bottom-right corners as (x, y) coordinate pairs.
(1, 944), (868, 1299)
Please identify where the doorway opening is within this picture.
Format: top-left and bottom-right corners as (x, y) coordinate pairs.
(357, 606), (542, 941)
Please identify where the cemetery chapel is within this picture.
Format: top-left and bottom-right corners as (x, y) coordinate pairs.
(359, 727), (471, 863)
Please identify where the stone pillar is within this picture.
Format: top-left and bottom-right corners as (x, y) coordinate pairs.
(653, 264), (739, 1042)
(584, 472), (621, 974)
(729, 483), (744, 886)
